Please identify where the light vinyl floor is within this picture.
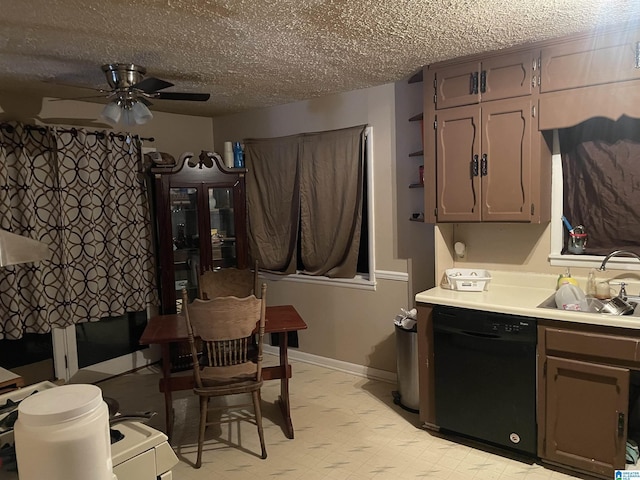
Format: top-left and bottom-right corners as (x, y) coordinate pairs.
(99, 357), (589, 480)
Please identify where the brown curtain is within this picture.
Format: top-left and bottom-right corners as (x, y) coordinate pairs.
(299, 127), (365, 277)
(244, 134), (300, 273)
(559, 116), (640, 255)
(245, 125), (366, 278)
(0, 122), (158, 339)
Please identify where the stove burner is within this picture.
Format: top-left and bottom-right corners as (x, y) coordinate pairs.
(110, 428), (124, 445)
(0, 390), (38, 416)
(0, 411), (17, 431)
(0, 443), (17, 472)
(104, 397), (120, 417)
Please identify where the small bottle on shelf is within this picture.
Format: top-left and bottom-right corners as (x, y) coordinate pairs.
(233, 142), (244, 168)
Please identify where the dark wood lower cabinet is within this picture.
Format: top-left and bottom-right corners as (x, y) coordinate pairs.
(542, 356), (629, 477)
(537, 322), (640, 478)
(418, 308), (640, 479)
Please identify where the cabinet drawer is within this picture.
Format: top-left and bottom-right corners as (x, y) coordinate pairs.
(545, 327), (640, 364)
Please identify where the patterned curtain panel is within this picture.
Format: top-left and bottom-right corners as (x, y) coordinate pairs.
(0, 122), (158, 339)
(0, 124), (57, 340)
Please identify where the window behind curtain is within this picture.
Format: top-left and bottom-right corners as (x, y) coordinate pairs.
(559, 116), (640, 255)
(245, 125), (368, 279)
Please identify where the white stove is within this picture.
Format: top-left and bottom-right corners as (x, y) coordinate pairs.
(111, 421), (178, 480)
(0, 382), (178, 480)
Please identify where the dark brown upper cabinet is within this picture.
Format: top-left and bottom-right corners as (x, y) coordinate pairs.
(540, 28), (640, 93)
(150, 152), (248, 313)
(433, 98), (550, 223)
(434, 51), (537, 110)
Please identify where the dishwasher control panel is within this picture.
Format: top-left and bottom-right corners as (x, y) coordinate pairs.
(488, 319), (533, 334)
(434, 305), (537, 340)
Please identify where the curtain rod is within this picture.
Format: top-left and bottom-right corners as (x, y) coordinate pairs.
(0, 123), (154, 142)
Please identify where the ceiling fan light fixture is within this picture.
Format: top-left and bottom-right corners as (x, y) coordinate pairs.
(121, 105), (136, 126)
(131, 100), (153, 125)
(101, 97), (153, 126)
(100, 100), (122, 125)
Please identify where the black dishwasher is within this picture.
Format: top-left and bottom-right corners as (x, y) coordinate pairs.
(433, 305), (537, 456)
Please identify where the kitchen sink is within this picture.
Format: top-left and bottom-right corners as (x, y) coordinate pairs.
(537, 294), (640, 316)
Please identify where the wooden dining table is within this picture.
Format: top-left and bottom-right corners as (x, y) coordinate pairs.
(139, 305), (307, 441)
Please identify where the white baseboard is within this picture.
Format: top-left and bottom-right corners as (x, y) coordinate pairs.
(263, 345), (397, 384)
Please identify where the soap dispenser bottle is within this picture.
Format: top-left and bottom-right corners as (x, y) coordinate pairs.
(586, 269), (597, 297)
(557, 267), (578, 289)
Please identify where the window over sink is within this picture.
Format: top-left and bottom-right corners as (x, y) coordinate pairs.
(550, 116), (640, 271)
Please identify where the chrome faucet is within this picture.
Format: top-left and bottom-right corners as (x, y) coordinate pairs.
(599, 250), (640, 271)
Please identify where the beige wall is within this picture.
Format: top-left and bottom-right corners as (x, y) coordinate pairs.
(436, 222), (611, 285)
(0, 92), (215, 157)
(213, 84), (422, 373)
(444, 223), (555, 274)
(394, 77), (436, 305)
(0, 85), (429, 374)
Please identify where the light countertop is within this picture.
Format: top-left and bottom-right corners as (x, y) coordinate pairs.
(415, 270), (640, 330)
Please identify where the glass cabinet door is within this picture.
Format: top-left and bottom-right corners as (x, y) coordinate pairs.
(170, 187), (200, 306)
(208, 186), (236, 267)
(152, 152), (247, 314)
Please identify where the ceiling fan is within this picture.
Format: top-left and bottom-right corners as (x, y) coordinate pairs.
(87, 63), (210, 126)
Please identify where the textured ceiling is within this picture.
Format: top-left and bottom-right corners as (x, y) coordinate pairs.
(1, 0), (640, 118)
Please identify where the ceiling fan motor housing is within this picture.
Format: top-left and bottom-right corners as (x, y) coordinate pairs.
(102, 63), (146, 90)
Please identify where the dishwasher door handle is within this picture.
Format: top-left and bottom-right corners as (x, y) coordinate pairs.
(460, 330), (501, 339)
(434, 324), (502, 338)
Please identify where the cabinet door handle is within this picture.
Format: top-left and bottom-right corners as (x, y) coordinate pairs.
(472, 154), (479, 177)
(636, 41), (640, 69)
(618, 411), (625, 437)
(480, 70), (486, 93)
(481, 154), (488, 176)
(470, 72), (479, 94)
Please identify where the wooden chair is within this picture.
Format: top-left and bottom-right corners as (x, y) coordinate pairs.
(198, 261), (259, 300)
(181, 284), (268, 467)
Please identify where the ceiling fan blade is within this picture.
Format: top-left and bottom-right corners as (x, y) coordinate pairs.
(43, 78), (109, 93)
(133, 77), (174, 93)
(156, 92), (210, 102)
(49, 93), (111, 102)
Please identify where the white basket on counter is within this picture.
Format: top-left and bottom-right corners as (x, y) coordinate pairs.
(444, 268), (491, 291)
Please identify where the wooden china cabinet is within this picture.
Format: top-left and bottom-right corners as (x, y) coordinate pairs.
(150, 151), (248, 314)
